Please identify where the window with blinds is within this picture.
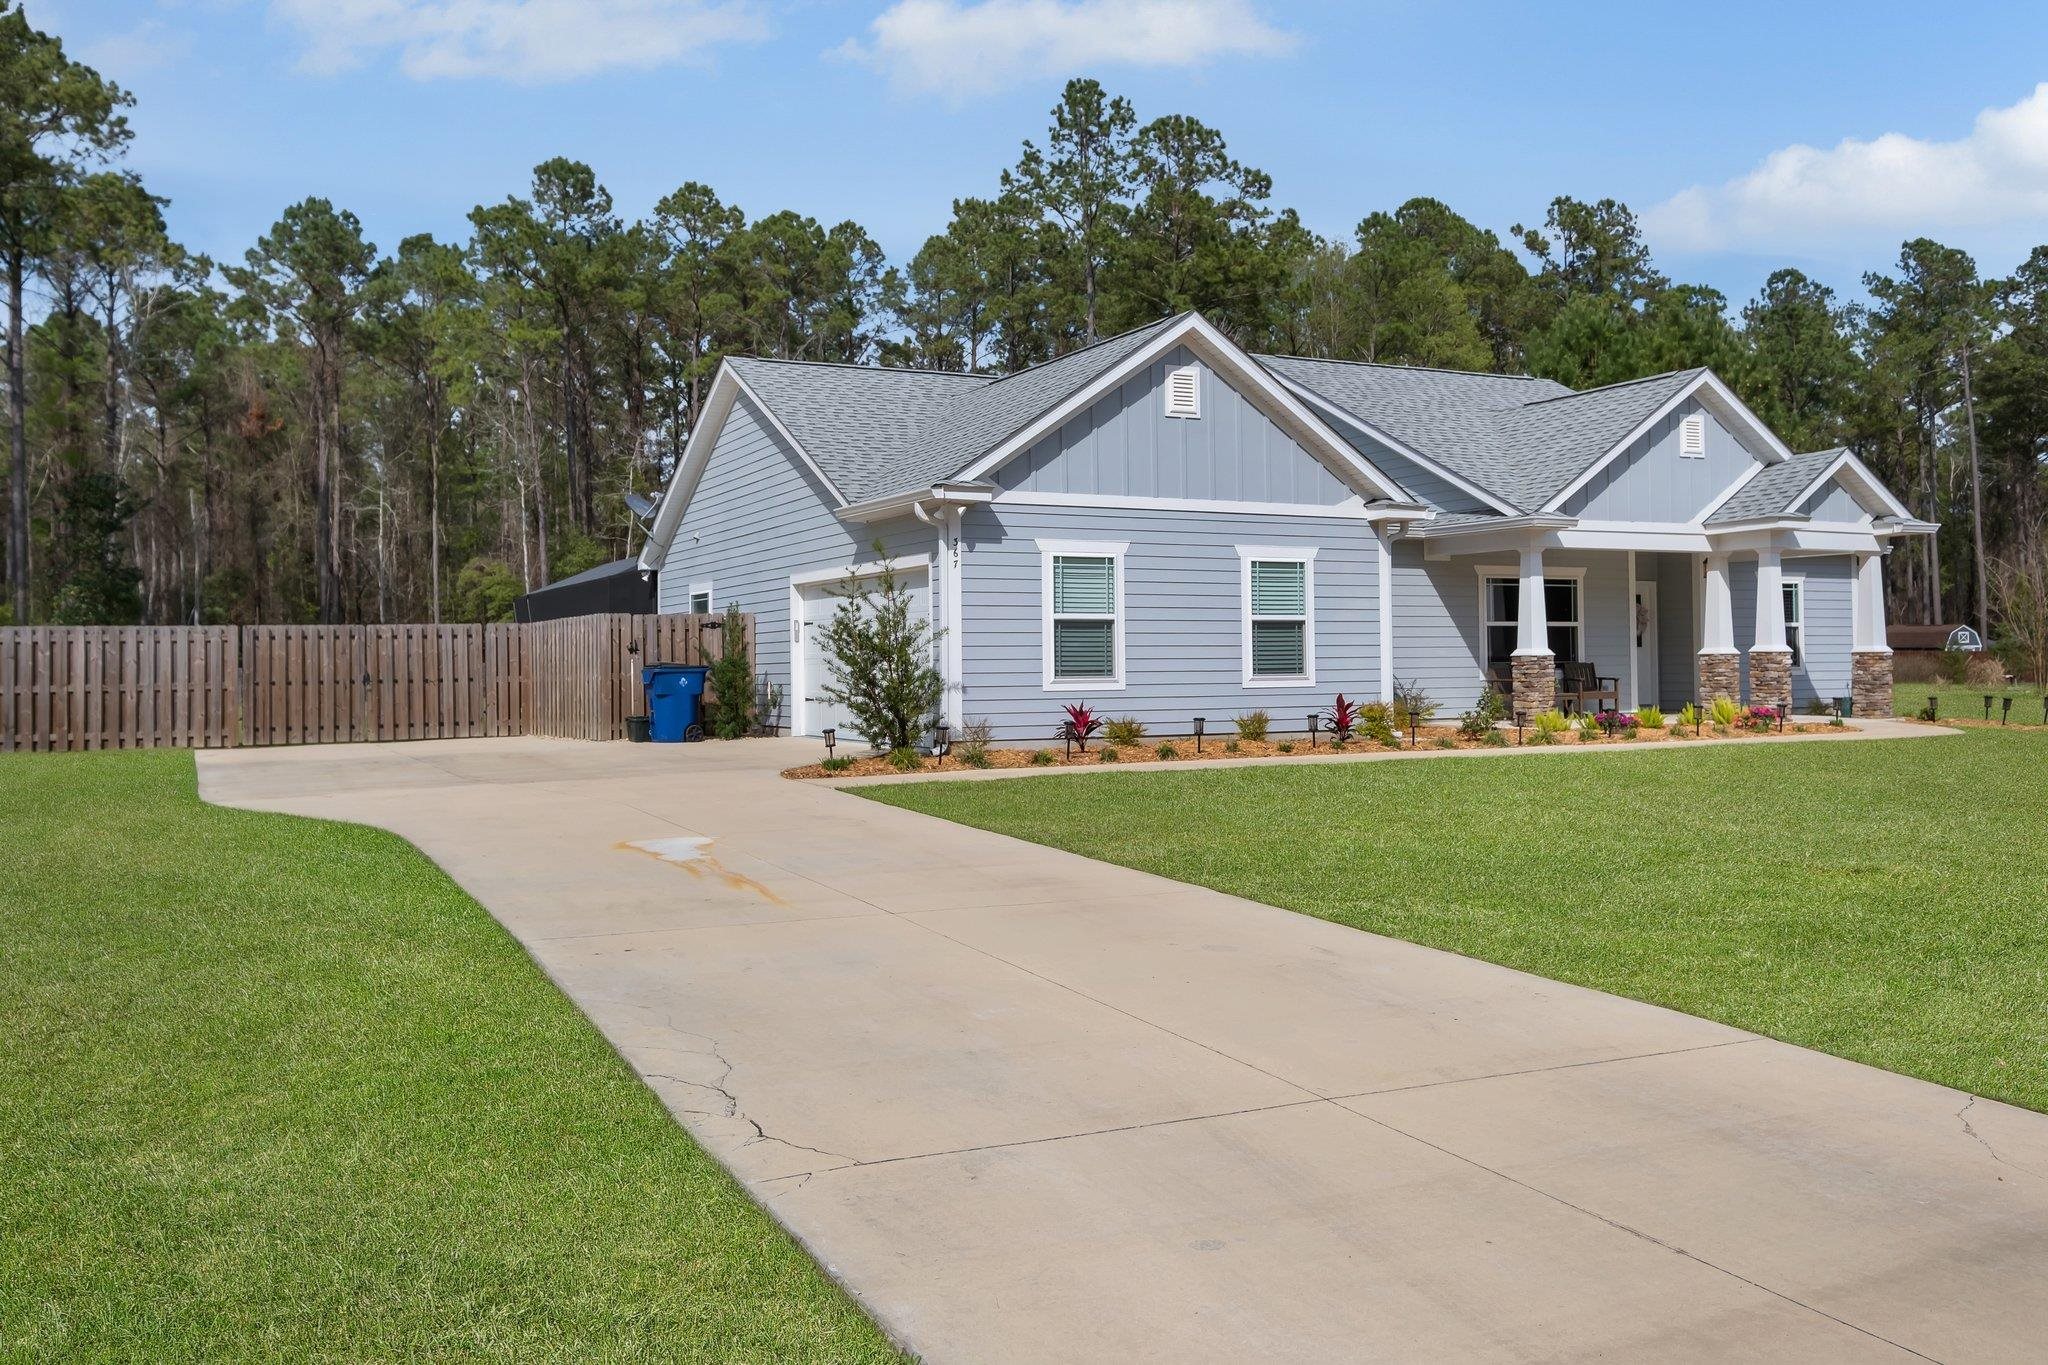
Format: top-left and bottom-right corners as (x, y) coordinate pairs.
(1051, 555), (1117, 680)
(1248, 559), (1308, 677)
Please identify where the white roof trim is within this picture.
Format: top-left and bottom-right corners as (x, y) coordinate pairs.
(638, 364), (852, 570)
(1272, 375), (1521, 516)
(956, 314), (1408, 504)
(1541, 370), (1795, 514)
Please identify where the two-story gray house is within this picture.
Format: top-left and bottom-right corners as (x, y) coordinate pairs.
(639, 312), (1932, 742)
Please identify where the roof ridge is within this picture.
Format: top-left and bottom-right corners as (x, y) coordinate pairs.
(1511, 367), (1702, 409)
(731, 355), (991, 380)
(1257, 352), (1552, 383)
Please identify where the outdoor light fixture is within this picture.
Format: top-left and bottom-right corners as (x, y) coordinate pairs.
(1514, 710), (1526, 745)
(2001, 698), (2012, 726)
(933, 722), (951, 761)
(2042, 697), (2047, 726)
(1408, 713), (1419, 747)
(1984, 694), (1994, 721)
(1061, 720), (1073, 761)
(822, 727), (836, 760)
(1694, 703), (1702, 736)
(1777, 708), (1785, 734)
(1306, 713), (1319, 747)
(1928, 695), (1939, 720)
(1192, 716), (1205, 753)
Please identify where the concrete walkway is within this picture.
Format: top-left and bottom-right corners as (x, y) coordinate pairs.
(200, 735), (2047, 1364)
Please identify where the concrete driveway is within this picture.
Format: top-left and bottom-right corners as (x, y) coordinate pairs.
(199, 736), (2048, 1363)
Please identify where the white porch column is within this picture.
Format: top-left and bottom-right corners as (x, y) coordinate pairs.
(1698, 552), (1741, 701)
(1852, 552), (1890, 652)
(1752, 549), (1788, 651)
(1509, 544), (1555, 715)
(1625, 549), (1639, 710)
(1514, 545), (1548, 656)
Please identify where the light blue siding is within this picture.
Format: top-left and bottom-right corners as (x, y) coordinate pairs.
(958, 502), (1378, 740)
(659, 396), (935, 732)
(1730, 555), (1856, 708)
(1655, 553), (1697, 706)
(1563, 398), (1760, 522)
(1798, 477), (1872, 523)
(994, 346), (1357, 505)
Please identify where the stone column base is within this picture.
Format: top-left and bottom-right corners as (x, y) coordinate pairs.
(1747, 649), (1792, 711)
(1698, 651), (1741, 704)
(1852, 650), (1894, 718)
(1511, 652), (1555, 717)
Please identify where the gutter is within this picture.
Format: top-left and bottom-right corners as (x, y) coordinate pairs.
(1401, 512), (1575, 540)
(837, 480), (996, 524)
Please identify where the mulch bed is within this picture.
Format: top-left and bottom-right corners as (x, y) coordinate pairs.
(784, 720), (1842, 779)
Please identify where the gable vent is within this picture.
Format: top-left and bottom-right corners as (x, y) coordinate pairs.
(1164, 363), (1201, 419)
(1679, 413), (1706, 458)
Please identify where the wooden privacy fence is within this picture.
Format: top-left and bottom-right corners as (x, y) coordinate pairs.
(0, 612), (749, 752)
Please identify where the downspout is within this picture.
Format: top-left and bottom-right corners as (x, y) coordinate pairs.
(1375, 526), (1395, 704)
(910, 500), (965, 728)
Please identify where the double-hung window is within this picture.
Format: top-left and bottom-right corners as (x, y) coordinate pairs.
(1481, 571), (1583, 664)
(1041, 541), (1126, 688)
(1783, 579), (1804, 667)
(1240, 548), (1315, 686)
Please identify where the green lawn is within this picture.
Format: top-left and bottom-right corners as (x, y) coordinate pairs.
(861, 728), (2048, 1114)
(1896, 681), (2046, 724)
(0, 751), (900, 1363)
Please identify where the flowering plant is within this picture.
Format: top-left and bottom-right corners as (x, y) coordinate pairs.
(1594, 710), (1639, 730)
(1741, 705), (1779, 732)
(1061, 702), (1103, 750)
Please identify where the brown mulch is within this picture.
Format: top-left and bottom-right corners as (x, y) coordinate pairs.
(783, 720), (1842, 779)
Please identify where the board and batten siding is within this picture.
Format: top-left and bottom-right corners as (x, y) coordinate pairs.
(1730, 554), (1855, 708)
(1797, 478), (1872, 523)
(957, 502), (1379, 740)
(658, 395), (937, 732)
(994, 346), (1358, 505)
(1562, 398), (1761, 522)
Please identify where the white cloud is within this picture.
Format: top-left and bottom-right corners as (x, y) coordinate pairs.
(1646, 83), (2048, 253)
(269, 0), (768, 83)
(79, 19), (195, 76)
(836, 0), (1296, 98)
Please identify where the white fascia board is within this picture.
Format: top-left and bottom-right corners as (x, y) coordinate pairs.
(1554, 526), (1713, 552)
(993, 489), (1377, 520)
(1541, 370), (1796, 514)
(1407, 513), (1575, 540)
(1874, 516), (1941, 537)
(956, 313), (1408, 503)
(1274, 376), (1521, 517)
(837, 481), (996, 524)
(637, 365), (852, 570)
(1788, 449), (1915, 522)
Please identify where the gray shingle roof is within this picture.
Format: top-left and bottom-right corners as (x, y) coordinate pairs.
(1706, 448), (1841, 523)
(725, 357), (993, 502)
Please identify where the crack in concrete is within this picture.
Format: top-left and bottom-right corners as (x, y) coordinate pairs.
(1956, 1096), (2042, 1181)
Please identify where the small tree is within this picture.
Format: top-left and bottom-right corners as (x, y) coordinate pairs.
(704, 604), (756, 739)
(818, 558), (943, 751)
(1990, 544), (2048, 687)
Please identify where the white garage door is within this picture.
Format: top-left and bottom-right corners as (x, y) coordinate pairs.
(794, 566), (930, 740)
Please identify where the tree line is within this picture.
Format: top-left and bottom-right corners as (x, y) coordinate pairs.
(3, 5), (2042, 641)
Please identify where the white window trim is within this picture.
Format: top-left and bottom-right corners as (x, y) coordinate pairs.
(686, 580), (714, 614)
(1782, 574), (1805, 669)
(1038, 539), (1128, 692)
(1238, 545), (1318, 689)
(1476, 563), (1587, 665)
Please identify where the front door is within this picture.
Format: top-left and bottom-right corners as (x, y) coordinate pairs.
(1633, 580), (1660, 709)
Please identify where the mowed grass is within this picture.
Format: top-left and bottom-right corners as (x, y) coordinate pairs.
(0, 750), (901, 1363)
(861, 729), (2048, 1113)
(1895, 681), (2046, 724)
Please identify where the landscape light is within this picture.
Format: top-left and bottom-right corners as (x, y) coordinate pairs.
(1514, 710), (1525, 745)
(2001, 698), (2012, 726)
(823, 727), (836, 760)
(1305, 713), (1319, 748)
(1062, 720), (1073, 761)
(1984, 694), (1994, 722)
(934, 722), (951, 761)
(1928, 695), (1938, 721)
(1192, 716), (1205, 753)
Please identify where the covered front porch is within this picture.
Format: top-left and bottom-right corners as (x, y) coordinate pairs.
(1402, 520), (1903, 720)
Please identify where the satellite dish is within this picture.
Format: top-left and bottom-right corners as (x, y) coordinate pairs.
(1945, 625), (1984, 652)
(624, 491), (657, 521)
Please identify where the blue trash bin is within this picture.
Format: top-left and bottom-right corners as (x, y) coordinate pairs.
(642, 663), (710, 742)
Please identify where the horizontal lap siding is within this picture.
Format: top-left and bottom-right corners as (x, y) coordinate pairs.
(1734, 555), (1854, 706)
(960, 504), (1379, 741)
(659, 396), (936, 732)
(1656, 553), (1698, 706)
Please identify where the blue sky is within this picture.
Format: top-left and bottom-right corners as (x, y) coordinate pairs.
(33, 0), (2048, 309)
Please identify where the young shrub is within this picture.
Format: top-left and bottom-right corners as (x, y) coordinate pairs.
(1103, 715), (1147, 746)
(1321, 694), (1361, 742)
(1391, 678), (1439, 732)
(1676, 701), (1702, 730)
(1635, 705), (1666, 730)
(1098, 744), (1120, 762)
(1575, 710), (1603, 737)
(1433, 735), (1458, 749)
(1458, 687), (1506, 740)
(819, 755), (854, 774)
(1223, 738), (1242, 754)
(1830, 715), (1847, 728)
(1030, 749), (1056, 765)
(1357, 701), (1399, 747)
(818, 555), (944, 752)
(887, 745), (926, 773)
(1482, 729), (1510, 748)
(1233, 710), (1270, 741)
(1938, 646), (1972, 684)
(1276, 740), (1295, 753)
(1154, 741), (1178, 760)
(1709, 695), (1742, 728)
(1533, 708), (1570, 738)
(704, 605), (759, 739)
(1061, 702), (1103, 751)
(955, 716), (994, 766)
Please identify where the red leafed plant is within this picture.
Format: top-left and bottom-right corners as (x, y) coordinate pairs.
(1321, 693), (1359, 740)
(1061, 702), (1103, 750)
